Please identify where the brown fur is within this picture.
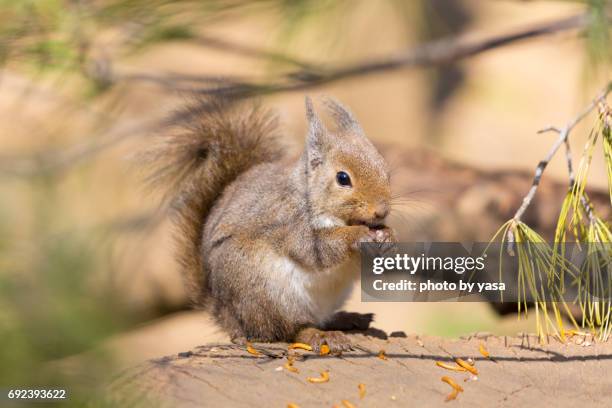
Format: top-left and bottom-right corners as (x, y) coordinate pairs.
(141, 98), (283, 305)
(145, 96), (394, 351)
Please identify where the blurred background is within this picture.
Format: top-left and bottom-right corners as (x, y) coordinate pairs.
(0, 0), (610, 402)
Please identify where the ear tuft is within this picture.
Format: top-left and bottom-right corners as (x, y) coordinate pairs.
(322, 96), (364, 135)
(304, 96), (326, 168)
(305, 96), (316, 122)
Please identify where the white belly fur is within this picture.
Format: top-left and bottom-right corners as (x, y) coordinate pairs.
(265, 254), (358, 325)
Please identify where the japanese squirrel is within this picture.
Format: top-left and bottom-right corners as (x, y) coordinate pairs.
(144, 96), (395, 351)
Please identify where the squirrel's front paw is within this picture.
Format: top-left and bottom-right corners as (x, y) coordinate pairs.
(295, 328), (351, 353)
(370, 227), (396, 243)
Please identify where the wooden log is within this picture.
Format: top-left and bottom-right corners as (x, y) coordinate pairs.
(103, 332), (612, 407)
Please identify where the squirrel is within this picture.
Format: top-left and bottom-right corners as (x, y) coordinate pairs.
(144, 96), (395, 352)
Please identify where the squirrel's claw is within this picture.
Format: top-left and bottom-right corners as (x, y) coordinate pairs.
(294, 328), (352, 354)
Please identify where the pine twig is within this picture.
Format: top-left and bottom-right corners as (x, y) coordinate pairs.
(508, 82), (612, 247)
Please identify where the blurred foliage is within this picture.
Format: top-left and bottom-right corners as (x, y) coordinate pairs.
(0, 1), (349, 79)
(586, 0), (612, 70)
(0, 175), (131, 405)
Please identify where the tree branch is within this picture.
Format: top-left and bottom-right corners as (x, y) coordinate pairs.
(190, 34), (317, 70)
(97, 13), (592, 96)
(188, 13), (591, 97)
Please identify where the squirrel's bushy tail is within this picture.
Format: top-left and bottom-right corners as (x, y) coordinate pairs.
(142, 98), (282, 307)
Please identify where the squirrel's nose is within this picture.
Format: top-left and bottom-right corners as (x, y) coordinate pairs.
(374, 202), (390, 219)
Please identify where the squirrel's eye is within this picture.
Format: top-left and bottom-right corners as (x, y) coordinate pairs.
(336, 171), (352, 187)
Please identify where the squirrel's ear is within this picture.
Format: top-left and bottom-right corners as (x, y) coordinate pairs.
(322, 96), (364, 136)
(305, 96), (327, 168)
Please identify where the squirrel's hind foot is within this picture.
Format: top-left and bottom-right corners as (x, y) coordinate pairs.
(294, 327), (351, 353)
(230, 336), (248, 346)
